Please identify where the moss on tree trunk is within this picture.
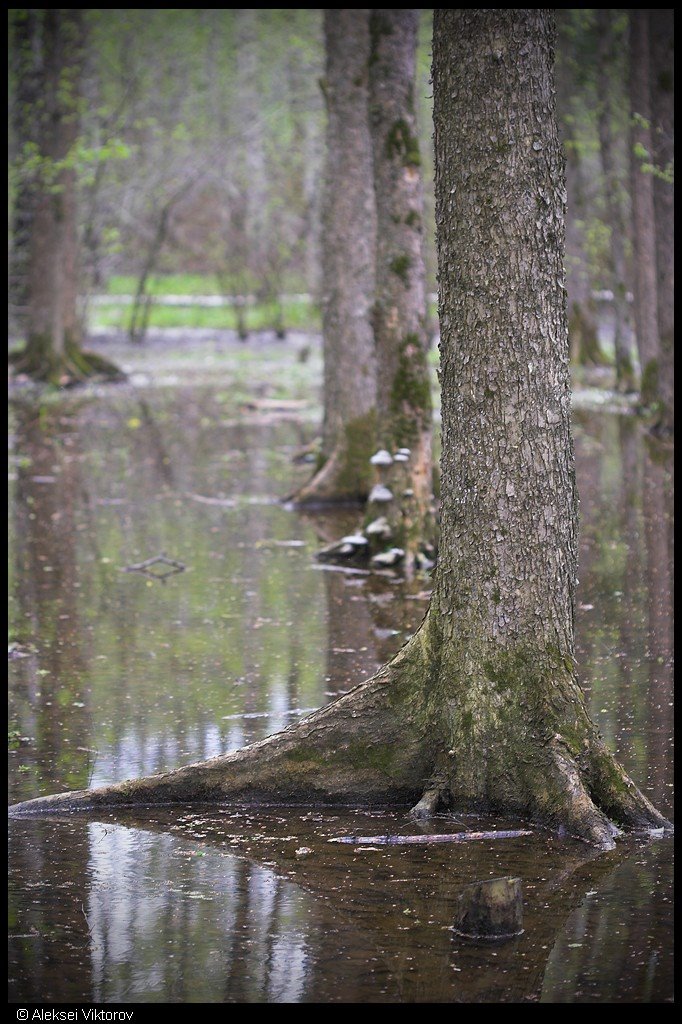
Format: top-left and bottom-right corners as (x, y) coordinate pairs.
(290, 11), (377, 505)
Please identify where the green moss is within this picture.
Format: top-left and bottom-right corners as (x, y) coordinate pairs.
(346, 740), (396, 773)
(461, 709), (474, 733)
(385, 119), (421, 167)
(389, 253), (412, 284)
(388, 333), (432, 446)
(334, 408), (377, 496)
(658, 69), (673, 92)
(404, 210), (421, 228)
(639, 357), (659, 407)
(285, 745), (321, 765)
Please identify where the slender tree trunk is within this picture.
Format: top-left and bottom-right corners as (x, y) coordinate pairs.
(629, 11), (659, 405)
(565, 149), (608, 368)
(291, 10), (377, 505)
(235, 9), (267, 289)
(649, 10), (674, 434)
(10, 11), (670, 851)
(10, 10), (122, 385)
(596, 10), (637, 393)
(365, 9), (436, 568)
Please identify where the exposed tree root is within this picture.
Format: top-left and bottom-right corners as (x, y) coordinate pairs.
(9, 344), (126, 387)
(287, 446), (369, 507)
(7, 619), (673, 851)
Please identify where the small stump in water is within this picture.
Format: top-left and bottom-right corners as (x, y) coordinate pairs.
(453, 876), (523, 940)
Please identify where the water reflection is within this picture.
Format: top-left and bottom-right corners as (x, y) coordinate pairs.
(8, 812), (673, 1003)
(7, 387), (674, 1003)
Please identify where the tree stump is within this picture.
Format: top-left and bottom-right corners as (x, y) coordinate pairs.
(453, 876), (524, 940)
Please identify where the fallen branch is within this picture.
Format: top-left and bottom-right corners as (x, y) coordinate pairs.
(329, 829), (533, 845)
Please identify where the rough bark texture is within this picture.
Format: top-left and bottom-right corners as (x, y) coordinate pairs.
(291, 10), (377, 504)
(595, 10), (636, 393)
(10, 10), (123, 385)
(9, 10), (671, 851)
(629, 11), (660, 406)
(649, 10), (674, 434)
(365, 9), (436, 565)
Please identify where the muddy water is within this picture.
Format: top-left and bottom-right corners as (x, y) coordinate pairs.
(8, 379), (673, 1003)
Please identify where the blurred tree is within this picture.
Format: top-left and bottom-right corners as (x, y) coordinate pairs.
(596, 10), (637, 393)
(291, 9), (377, 504)
(8, 9), (41, 338)
(362, 8), (436, 570)
(556, 12), (610, 370)
(649, 9), (674, 434)
(629, 11), (659, 407)
(8, 9), (122, 384)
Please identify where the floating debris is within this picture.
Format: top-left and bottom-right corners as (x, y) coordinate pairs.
(121, 553), (187, 582)
(186, 493), (236, 507)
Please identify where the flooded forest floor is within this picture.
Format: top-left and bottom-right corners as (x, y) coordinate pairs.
(8, 328), (674, 1003)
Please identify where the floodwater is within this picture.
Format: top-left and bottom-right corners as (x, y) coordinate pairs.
(8, 342), (674, 1003)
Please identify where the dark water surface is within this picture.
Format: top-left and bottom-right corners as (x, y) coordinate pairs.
(8, 370), (673, 1003)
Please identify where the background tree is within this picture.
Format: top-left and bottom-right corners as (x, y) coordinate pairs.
(595, 9), (637, 393)
(10, 9), (671, 852)
(555, 13), (610, 370)
(9, 9), (122, 384)
(629, 11), (659, 407)
(291, 10), (377, 504)
(8, 9), (41, 338)
(649, 9), (674, 434)
(365, 8), (436, 569)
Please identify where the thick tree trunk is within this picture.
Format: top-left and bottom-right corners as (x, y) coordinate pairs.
(9, 11), (671, 850)
(365, 9), (436, 568)
(291, 10), (377, 505)
(649, 10), (674, 434)
(595, 10), (637, 393)
(629, 11), (660, 406)
(10, 10), (122, 385)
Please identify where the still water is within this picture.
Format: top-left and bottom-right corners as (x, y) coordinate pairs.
(8, 350), (674, 1003)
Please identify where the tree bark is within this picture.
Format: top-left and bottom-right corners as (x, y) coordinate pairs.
(365, 9), (436, 567)
(9, 11), (671, 851)
(10, 10), (123, 385)
(629, 11), (660, 406)
(291, 10), (377, 505)
(595, 10), (637, 393)
(649, 9), (674, 434)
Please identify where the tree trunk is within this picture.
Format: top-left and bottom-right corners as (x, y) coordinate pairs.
(9, 11), (671, 851)
(629, 11), (659, 406)
(595, 10), (637, 393)
(234, 9), (267, 284)
(10, 10), (122, 385)
(564, 149), (608, 368)
(291, 10), (377, 505)
(649, 10), (674, 434)
(8, 10), (41, 339)
(365, 9), (436, 568)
